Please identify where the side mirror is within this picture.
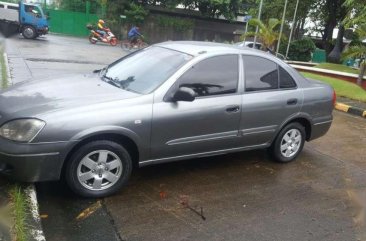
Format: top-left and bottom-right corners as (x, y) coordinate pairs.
(172, 87), (195, 102)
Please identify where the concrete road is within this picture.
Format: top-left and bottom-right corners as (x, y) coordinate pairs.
(3, 34), (366, 241)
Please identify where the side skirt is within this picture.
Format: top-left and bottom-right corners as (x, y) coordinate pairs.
(139, 143), (270, 167)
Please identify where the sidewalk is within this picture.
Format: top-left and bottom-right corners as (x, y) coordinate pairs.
(0, 37), (45, 241)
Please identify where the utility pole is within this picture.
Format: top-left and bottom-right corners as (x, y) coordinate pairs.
(253, 0), (264, 48)
(286, 0), (300, 59)
(276, 0), (288, 55)
(243, 15), (252, 42)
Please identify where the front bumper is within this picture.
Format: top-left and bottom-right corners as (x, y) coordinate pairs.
(0, 138), (69, 182)
(37, 26), (49, 35)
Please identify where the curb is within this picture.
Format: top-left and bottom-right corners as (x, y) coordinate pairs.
(335, 102), (366, 118)
(25, 186), (46, 241)
(3, 50), (46, 241)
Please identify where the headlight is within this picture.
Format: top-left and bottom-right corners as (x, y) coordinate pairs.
(0, 119), (46, 142)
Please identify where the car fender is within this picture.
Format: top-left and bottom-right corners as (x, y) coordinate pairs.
(61, 125), (145, 161)
(269, 112), (313, 144)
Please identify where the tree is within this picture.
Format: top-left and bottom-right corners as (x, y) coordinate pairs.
(247, 0), (316, 40)
(342, 25), (366, 86)
(242, 18), (282, 51)
(344, 0), (366, 26)
(124, 3), (148, 25)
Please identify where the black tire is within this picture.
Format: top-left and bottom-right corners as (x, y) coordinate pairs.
(65, 140), (133, 198)
(89, 35), (97, 44)
(270, 122), (305, 163)
(22, 26), (37, 39)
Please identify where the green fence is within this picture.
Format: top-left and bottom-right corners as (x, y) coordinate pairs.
(47, 9), (99, 36)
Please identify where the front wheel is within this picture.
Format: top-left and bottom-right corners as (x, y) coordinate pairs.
(65, 140), (133, 198)
(270, 122), (305, 163)
(22, 26), (37, 39)
(110, 38), (118, 46)
(138, 41), (148, 49)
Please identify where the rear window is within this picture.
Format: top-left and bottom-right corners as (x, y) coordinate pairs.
(243, 55), (279, 91)
(279, 66), (297, 88)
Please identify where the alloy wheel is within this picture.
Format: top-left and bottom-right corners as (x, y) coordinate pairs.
(77, 150), (123, 191)
(280, 129), (302, 158)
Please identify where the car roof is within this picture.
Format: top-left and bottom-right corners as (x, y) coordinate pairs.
(155, 41), (265, 57)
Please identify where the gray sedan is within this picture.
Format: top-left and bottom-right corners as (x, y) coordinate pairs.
(0, 41), (334, 197)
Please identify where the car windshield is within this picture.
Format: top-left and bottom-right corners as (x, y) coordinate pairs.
(101, 46), (193, 94)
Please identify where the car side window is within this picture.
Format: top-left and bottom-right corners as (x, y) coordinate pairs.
(178, 55), (239, 97)
(279, 66), (297, 89)
(243, 55), (279, 92)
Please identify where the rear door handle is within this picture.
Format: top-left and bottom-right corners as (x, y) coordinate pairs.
(226, 105), (240, 113)
(287, 98), (298, 105)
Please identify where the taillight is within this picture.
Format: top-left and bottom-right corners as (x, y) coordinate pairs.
(332, 89), (337, 106)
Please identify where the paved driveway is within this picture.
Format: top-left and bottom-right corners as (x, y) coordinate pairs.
(3, 34), (366, 241)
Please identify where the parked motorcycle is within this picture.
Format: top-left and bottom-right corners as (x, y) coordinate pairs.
(86, 24), (118, 46)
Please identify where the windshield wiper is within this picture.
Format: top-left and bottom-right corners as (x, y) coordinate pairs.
(102, 75), (121, 88)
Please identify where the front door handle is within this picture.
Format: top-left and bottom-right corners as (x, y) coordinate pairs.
(287, 98), (298, 105)
(226, 105), (240, 113)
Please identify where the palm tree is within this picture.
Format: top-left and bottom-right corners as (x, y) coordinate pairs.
(342, 25), (366, 86)
(242, 18), (282, 52)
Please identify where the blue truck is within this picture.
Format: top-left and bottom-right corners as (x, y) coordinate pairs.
(0, 1), (49, 39)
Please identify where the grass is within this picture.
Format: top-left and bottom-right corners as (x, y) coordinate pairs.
(301, 72), (366, 102)
(0, 46), (8, 89)
(8, 185), (28, 241)
(314, 63), (363, 76)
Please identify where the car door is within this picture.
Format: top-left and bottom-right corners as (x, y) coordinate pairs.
(150, 54), (242, 160)
(238, 55), (303, 147)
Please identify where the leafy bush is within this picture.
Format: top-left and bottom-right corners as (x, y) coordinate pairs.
(280, 38), (316, 61)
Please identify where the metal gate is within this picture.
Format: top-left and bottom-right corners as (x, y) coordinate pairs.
(47, 9), (99, 36)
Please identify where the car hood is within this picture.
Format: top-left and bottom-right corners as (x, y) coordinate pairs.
(0, 74), (140, 119)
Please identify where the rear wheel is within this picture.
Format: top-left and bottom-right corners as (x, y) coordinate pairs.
(121, 40), (131, 51)
(65, 140), (133, 198)
(89, 35), (97, 44)
(22, 26), (36, 39)
(270, 122), (305, 163)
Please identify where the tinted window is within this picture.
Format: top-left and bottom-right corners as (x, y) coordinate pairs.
(8, 5), (18, 10)
(279, 66), (297, 88)
(0, 4), (4, 8)
(178, 55), (238, 97)
(243, 56), (278, 91)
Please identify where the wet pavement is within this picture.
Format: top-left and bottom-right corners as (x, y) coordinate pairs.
(3, 34), (366, 241)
